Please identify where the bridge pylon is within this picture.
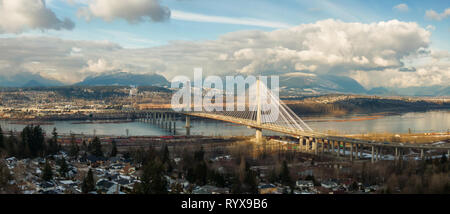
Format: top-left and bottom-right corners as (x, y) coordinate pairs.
(255, 78), (264, 144)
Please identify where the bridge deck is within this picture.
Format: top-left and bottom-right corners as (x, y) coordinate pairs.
(185, 112), (450, 150)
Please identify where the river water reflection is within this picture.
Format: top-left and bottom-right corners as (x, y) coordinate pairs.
(0, 110), (448, 136)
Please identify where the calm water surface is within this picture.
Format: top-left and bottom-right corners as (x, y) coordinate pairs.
(0, 110), (448, 136)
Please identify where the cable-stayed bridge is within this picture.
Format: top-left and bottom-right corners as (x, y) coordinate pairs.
(131, 80), (450, 163)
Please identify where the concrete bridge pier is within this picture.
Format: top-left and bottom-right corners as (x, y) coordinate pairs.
(156, 112), (160, 126)
(420, 149), (424, 160)
(173, 120), (176, 135)
(164, 113), (168, 130)
(161, 113), (165, 128)
(395, 147), (398, 161)
(298, 137), (304, 152)
(313, 138), (318, 155)
(320, 139), (325, 155)
(379, 147), (382, 161)
(342, 142), (346, 157)
(330, 140), (334, 154)
(185, 115), (191, 136)
(350, 143), (354, 161)
(375, 147), (378, 161)
(337, 142), (341, 157)
(355, 144), (359, 160)
(371, 146), (375, 163)
(328, 140), (332, 153)
(305, 138), (310, 153)
(255, 128), (263, 143)
(168, 114), (172, 133)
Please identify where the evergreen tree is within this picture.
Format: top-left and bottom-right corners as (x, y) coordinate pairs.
(81, 169), (96, 193)
(58, 158), (69, 178)
(231, 176), (243, 194)
(279, 160), (292, 186)
(81, 140), (87, 151)
(20, 125), (45, 158)
(0, 125), (4, 149)
(110, 140), (117, 157)
(268, 168), (278, 183)
(440, 153), (448, 164)
(134, 160), (168, 194)
(5, 134), (18, 157)
(68, 140), (80, 158)
(46, 128), (59, 155)
(194, 161), (208, 185)
(244, 170), (259, 194)
(161, 145), (169, 164)
(0, 161), (12, 188)
(42, 161), (53, 181)
(194, 146), (205, 162)
(90, 137), (103, 157)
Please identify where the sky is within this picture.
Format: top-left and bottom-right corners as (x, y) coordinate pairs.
(0, 0), (449, 89)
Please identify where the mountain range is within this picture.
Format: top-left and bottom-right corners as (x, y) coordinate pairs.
(0, 72), (448, 96)
(76, 72), (169, 87)
(0, 72), (64, 88)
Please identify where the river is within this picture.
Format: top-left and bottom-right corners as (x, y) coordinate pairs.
(0, 110), (449, 136)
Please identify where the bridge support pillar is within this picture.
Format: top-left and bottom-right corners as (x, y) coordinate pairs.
(167, 113), (172, 133)
(313, 138), (318, 155)
(374, 147), (378, 161)
(255, 128), (263, 144)
(371, 146), (375, 163)
(173, 120), (176, 135)
(321, 139), (325, 155)
(299, 137), (303, 152)
(337, 142), (341, 157)
(378, 147), (382, 161)
(305, 138), (310, 152)
(355, 144), (359, 160)
(420, 149), (424, 160)
(185, 115), (191, 136)
(350, 143), (353, 161)
(395, 147), (398, 161)
(330, 140), (336, 154)
(342, 142), (346, 157)
(165, 113), (169, 130)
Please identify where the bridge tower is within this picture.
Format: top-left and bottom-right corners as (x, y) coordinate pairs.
(255, 78), (263, 143)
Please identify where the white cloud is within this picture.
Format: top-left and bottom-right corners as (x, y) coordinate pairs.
(77, 0), (170, 23)
(393, 4), (409, 12)
(425, 8), (450, 21)
(426, 25), (436, 31)
(0, 0), (74, 34)
(171, 10), (292, 29)
(0, 19), (441, 89)
(350, 66), (449, 89)
(0, 36), (121, 83)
